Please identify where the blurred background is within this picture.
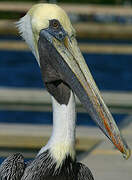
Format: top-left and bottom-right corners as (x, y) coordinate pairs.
(0, 0), (132, 177)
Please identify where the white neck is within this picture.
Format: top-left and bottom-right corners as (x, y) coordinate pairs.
(38, 91), (76, 166)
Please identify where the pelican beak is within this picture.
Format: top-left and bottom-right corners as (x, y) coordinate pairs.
(38, 30), (131, 159)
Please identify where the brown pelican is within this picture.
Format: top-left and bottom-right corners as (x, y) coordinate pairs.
(0, 3), (130, 180)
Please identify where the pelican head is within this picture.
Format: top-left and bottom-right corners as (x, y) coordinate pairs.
(17, 3), (130, 160)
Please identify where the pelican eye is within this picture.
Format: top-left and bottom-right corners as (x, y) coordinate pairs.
(47, 19), (67, 41)
(50, 19), (60, 30)
(53, 21), (59, 29)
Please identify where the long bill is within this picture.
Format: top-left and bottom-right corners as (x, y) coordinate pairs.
(38, 32), (131, 159)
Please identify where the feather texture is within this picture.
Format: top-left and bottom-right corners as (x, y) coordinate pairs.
(0, 153), (25, 180)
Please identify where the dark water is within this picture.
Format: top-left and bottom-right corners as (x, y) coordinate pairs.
(0, 50), (132, 91)
(0, 110), (126, 127)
